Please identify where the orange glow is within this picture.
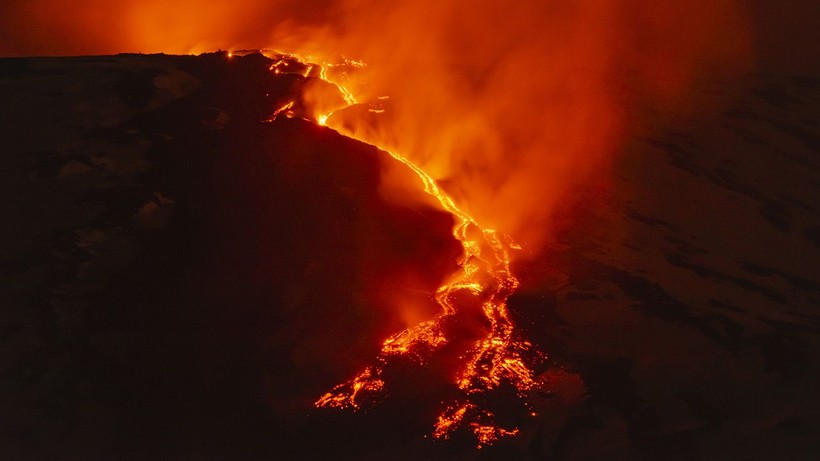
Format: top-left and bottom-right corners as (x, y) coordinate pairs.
(271, 101), (295, 119)
(269, 53), (540, 443)
(433, 403), (472, 439)
(315, 366), (384, 409)
(254, 12), (751, 444)
(262, 13), (751, 434)
(265, 0), (752, 253)
(471, 424), (520, 448)
(433, 403), (520, 447)
(3, 0), (754, 447)
(2, 3), (753, 257)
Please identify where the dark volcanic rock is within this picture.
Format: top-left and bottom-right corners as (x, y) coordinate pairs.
(0, 53), (460, 460)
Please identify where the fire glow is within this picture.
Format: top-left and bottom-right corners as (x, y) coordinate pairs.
(0, 0), (753, 449)
(255, 0), (752, 436)
(267, 52), (542, 445)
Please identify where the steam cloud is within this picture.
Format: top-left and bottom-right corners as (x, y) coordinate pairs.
(2, 0), (752, 252)
(272, 0), (753, 251)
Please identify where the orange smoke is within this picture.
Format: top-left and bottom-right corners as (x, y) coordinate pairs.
(270, 0), (752, 252)
(1, 0), (754, 445)
(1, 0), (752, 246)
(0, 0), (333, 56)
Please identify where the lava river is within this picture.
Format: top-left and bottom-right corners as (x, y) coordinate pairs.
(262, 51), (547, 447)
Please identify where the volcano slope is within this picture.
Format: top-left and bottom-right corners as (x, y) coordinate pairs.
(0, 52), (819, 460)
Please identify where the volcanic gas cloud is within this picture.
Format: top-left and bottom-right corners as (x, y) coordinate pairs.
(264, 2), (750, 442)
(3, 1), (751, 248)
(2, 0), (753, 446)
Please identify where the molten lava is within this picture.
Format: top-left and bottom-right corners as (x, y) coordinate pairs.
(266, 52), (542, 445)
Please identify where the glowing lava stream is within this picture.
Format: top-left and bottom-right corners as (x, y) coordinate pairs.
(266, 52), (542, 446)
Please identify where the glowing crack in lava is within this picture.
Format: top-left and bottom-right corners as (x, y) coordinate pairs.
(266, 52), (543, 446)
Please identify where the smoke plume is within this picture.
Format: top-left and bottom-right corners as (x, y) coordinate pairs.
(2, 0), (753, 252)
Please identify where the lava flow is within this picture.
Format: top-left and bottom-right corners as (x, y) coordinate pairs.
(266, 52), (543, 446)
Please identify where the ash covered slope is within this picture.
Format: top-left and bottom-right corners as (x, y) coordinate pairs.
(0, 52), (819, 461)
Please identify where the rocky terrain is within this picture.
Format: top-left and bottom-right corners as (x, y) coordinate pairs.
(0, 52), (818, 460)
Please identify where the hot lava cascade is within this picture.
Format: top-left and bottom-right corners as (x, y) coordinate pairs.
(265, 52), (544, 446)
